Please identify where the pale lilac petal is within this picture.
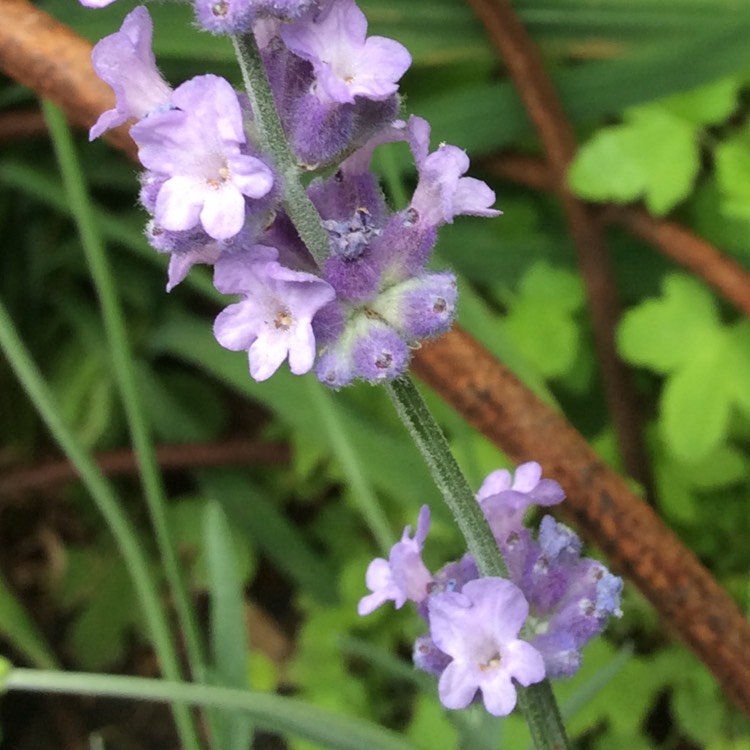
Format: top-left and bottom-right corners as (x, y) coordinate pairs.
(80, 0), (119, 6)
(453, 177), (501, 218)
(438, 662), (479, 709)
(214, 303), (262, 351)
(200, 184), (246, 240)
(465, 578), (530, 642)
(511, 462), (543, 492)
(502, 640), (546, 686)
(357, 590), (389, 616)
(229, 155), (274, 198)
(249, 334), (289, 381)
(213, 246), (278, 294)
(89, 6), (172, 139)
(287, 323), (317, 374)
(364, 558), (391, 591)
(155, 176), (205, 231)
(477, 469), (511, 501)
(530, 479), (566, 506)
(282, 0), (409, 104)
(429, 592), (474, 658)
(480, 672), (517, 716)
(406, 115), (431, 167)
(414, 505), (431, 546)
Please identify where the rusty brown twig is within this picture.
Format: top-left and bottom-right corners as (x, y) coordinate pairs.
(0, 440), (290, 498)
(2, 0), (750, 717)
(0, 109), (47, 142)
(465, 0), (654, 499)
(0, 0), (136, 160)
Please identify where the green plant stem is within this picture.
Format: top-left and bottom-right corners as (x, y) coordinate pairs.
(42, 101), (207, 694)
(385, 376), (570, 750)
(231, 32), (330, 268)
(385, 377), (507, 578)
(0, 298), (201, 750)
(4, 668), (417, 750)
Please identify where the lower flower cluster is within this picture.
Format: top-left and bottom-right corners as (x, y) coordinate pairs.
(358, 462), (623, 716)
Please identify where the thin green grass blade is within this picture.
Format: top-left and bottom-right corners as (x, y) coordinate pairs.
(204, 500), (254, 750)
(0, 571), (59, 670)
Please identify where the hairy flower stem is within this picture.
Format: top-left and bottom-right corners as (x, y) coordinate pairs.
(386, 377), (570, 750)
(232, 32), (329, 268)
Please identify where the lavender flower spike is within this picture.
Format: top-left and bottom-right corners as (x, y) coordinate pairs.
(132, 75), (274, 241)
(89, 7), (172, 139)
(281, 0), (411, 104)
(358, 505), (432, 615)
(213, 247), (335, 381)
(429, 578), (545, 716)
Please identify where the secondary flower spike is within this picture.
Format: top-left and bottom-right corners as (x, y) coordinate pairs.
(359, 463), (623, 714)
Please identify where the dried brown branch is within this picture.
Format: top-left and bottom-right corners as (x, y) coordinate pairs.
(3, 0), (750, 716)
(465, 0), (654, 498)
(0, 440), (290, 498)
(0, 0), (136, 160)
(487, 152), (750, 318)
(0, 109), (47, 141)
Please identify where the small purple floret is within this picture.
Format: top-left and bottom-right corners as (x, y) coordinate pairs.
(132, 75), (274, 241)
(478, 461), (565, 542)
(281, 0), (411, 104)
(358, 505), (432, 615)
(89, 7), (172, 140)
(407, 116), (501, 227)
(429, 578), (545, 716)
(213, 246), (335, 381)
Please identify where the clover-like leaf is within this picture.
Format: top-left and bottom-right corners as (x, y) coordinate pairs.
(617, 274), (720, 373)
(661, 77), (740, 126)
(569, 105), (700, 215)
(660, 330), (732, 461)
(715, 126), (750, 222)
(503, 262), (584, 379)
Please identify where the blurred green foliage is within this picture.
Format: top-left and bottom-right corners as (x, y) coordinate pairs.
(2, 0), (750, 748)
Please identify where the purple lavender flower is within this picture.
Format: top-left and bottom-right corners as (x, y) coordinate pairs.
(132, 75), (274, 241)
(146, 222), (224, 292)
(89, 7), (172, 140)
(428, 578), (545, 716)
(358, 505), (432, 615)
(477, 461), (565, 543)
(213, 246), (335, 381)
(281, 0), (411, 104)
(193, 0), (257, 34)
(407, 116), (501, 227)
(80, 0), (119, 7)
(194, 0), (317, 32)
(519, 517), (623, 678)
(370, 272), (458, 342)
